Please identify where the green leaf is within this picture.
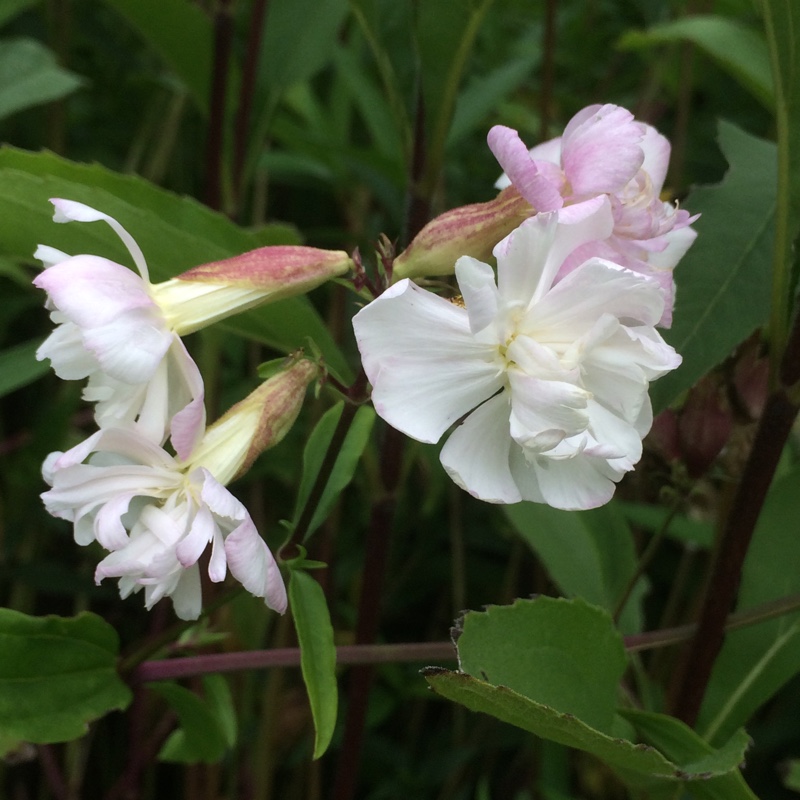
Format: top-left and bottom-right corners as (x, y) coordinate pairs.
(651, 121), (776, 413)
(423, 669), (683, 781)
(455, 598), (626, 733)
(424, 598), (754, 789)
(759, 0), (800, 355)
(99, 0), (213, 114)
(415, 0), (495, 191)
(0, 610), (132, 743)
(292, 402), (375, 540)
(784, 759), (800, 791)
(620, 710), (756, 800)
(503, 503), (646, 634)
(153, 676), (234, 764)
(0, 338), (48, 398)
(618, 16), (773, 108)
(289, 569), (337, 759)
(616, 501), (714, 549)
(0, 38), (84, 120)
(248, 0), (349, 174)
(698, 463), (800, 744)
(0, 0), (38, 27)
(0, 148), (351, 380)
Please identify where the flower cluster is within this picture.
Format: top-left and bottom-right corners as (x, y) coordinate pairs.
(354, 104), (692, 510)
(35, 200), (342, 617)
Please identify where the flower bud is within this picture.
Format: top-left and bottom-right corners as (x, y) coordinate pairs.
(185, 356), (319, 485)
(152, 246), (353, 335)
(392, 187), (532, 280)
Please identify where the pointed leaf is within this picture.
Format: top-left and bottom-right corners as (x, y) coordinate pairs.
(0, 38), (84, 120)
(289, 569), (337, 758)
(0, 338), (48, 398)
(651, 121), (776, 412)
(618, 17), (773, 108)
(698, 463), (800, 744)
(503, 503), (646, 633)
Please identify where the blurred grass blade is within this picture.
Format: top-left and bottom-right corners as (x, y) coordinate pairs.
(0, 338), (48, 398)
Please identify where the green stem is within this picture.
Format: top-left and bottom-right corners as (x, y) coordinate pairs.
(612, 496), (683, 623)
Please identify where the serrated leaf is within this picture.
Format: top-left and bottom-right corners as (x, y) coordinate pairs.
(100, 0), (213, 114)
(289, 569), (337, 759)
(0, 338), (48, 398)
(152, 676), (233, 764)
(618, 16), (773, 108)
(423, 669), (680, 780)
(698, 463), (800, 744)
(503, 503), (646, 634)
(455, 598), (626, 733)
(292, 402), (375, 540)
(620, 710), (756, 800)
(0, 38), (84, 120)
(651, 121), (775, 412)
(0, 148), (351, 380)
(0, 610), (131, 743)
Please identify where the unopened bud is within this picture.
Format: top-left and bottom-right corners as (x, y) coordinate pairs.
(186, 357), (319, 485)
(152, 246), (353, 335)
(393, 187), (532, 280)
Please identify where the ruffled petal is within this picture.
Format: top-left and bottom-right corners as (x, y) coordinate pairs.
(561, 104), (645, 197)
(353, 279), (503, 443)
(487, 125), (564, 211)
(37, 320), (99, 380)
(225, 520), (287, 613)
(440, 393), (521, 504)
(640, 125), (671, 193)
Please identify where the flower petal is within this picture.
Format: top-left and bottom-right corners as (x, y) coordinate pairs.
(440, 393), (521, 504)
(50, 198), (150, 281)
(561, 104), (645, 197)
(487, 125), (564, 211)
(225, 520), (287, 613)
(454, 256), (499, 335)
(353, 279), (503, 444)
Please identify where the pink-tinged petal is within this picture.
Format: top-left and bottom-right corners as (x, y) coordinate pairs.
(50, 198), (150, 281)
(93, 492), (135, 550)
(33, 255), (154, 327)
(225, 520), (287, 613)
(175, 503), (215, 569)
(440, 394), (521, 504)
(454, 256), (499, 335)
(640, 125), (671, 193)
(198, 470), (247, 520)
(488, 125), (564, 211)
(83, 308), (172, 384)
(169, 564), (203, 620)
(533, 259), (665, 338)
(527, 136), (563, 165)
(207, 527), (227, 583)
(648, 224), (697, 270)
(561, 104), (645, 197)
(167, 338), (206, 459)
(353, 280), (503, 444)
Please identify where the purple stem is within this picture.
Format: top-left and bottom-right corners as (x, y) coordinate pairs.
(135, 641), (456, 682)
(233, 0), (270, 207)
(205, 0), (235, 212)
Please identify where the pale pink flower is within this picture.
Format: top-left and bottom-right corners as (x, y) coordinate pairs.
(39, 359), (318, 619)
(490, 104), (697, 326)
(41, 428), (285, 620)
(33, 200), (205, 458)
(353, 205), (680, 510)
